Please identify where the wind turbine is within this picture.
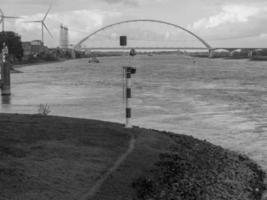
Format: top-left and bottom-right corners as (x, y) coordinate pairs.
(25, 5), (53, 44)
(0, 8), (20, 32)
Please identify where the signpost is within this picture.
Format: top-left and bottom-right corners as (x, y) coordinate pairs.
(1, 42), (11, 96)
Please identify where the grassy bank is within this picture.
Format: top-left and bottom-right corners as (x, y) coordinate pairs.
(0, 114), (265, 200)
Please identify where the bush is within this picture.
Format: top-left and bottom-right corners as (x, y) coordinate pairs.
(38, 104), (51, 116)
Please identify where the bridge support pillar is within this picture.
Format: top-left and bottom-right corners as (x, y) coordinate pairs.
(208, 49), (215, 58)
(71, 49), (76, 59)
(229, 50), (234, 58)
(248, 50), (253, 58)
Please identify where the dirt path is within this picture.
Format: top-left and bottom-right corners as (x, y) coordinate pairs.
(79, 134), (136, 200)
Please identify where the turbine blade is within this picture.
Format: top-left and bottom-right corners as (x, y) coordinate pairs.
(43, 22), (53, 38)
(43, 3), (52, 21)
(23, 20), (41, 23)
(4, 16), (21, 19)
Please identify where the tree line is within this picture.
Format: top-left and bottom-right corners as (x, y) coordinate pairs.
(0, 31), (23, 62)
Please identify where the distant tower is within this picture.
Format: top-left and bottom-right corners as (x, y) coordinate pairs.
(59, 24), (69, 49)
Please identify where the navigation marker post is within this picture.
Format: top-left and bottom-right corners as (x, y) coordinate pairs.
(123, 66), (136, 128)
(120, 36), (136, 128)
(1, 42), (11, 96)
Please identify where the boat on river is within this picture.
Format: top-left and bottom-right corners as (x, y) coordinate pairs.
(88, 56), (100, 63)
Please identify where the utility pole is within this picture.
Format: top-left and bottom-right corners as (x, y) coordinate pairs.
(42, 23), (44, 43)
(2, 20), (4, 32)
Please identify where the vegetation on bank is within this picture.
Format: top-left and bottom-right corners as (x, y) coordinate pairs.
(0, 114), (131, 200)
(0, 31), (23, 61)
(0, 114), (265, 200)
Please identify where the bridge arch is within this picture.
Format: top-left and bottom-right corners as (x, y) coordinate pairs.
(74, 19), (212, 50)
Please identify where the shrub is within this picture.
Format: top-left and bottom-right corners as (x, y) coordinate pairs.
(38, 104), (51, 116)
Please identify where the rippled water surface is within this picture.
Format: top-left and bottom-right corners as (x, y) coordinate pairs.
(1, 54), (267, 171)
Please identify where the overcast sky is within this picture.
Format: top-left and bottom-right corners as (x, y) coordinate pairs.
(1, 0), (267, 48)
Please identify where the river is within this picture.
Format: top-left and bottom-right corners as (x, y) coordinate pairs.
(1, 54), (267, 172)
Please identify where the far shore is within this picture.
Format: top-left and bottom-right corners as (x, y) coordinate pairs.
(12, 58), (67, 69)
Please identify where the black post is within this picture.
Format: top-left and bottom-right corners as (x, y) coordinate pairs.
(1, 43), (10, 96)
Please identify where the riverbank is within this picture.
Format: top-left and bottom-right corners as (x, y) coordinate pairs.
(5, 59), (66, 74)
(12, 58), (66, 68)
(0, 113), (265, 200)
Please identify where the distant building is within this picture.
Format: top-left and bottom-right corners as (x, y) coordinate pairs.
(21, 42), (31, 56)
(60, 24), (69, 49)
(31, 40), (45, 55)
(22, 40), (48, 59)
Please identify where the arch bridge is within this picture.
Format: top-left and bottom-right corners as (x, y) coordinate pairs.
(74, 19), (212, 51)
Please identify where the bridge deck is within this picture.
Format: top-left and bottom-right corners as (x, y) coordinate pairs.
(80, 47), (267, 51)
(82, 47), (208, 50)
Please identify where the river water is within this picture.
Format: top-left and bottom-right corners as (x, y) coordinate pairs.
(1, 54), (267, 171)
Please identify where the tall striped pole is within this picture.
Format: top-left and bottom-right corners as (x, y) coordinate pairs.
(120, 36), (136, 128)
(123, 66), (136, 128)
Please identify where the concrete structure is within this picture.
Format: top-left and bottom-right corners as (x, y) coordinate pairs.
(209, 49), (230, 58)
(60, 24), (69, 49)
(209, 48), (267, 58)
(31, 40), (45, 55)
(21, 42), (32, 56)
(209, 49), (215, 58)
